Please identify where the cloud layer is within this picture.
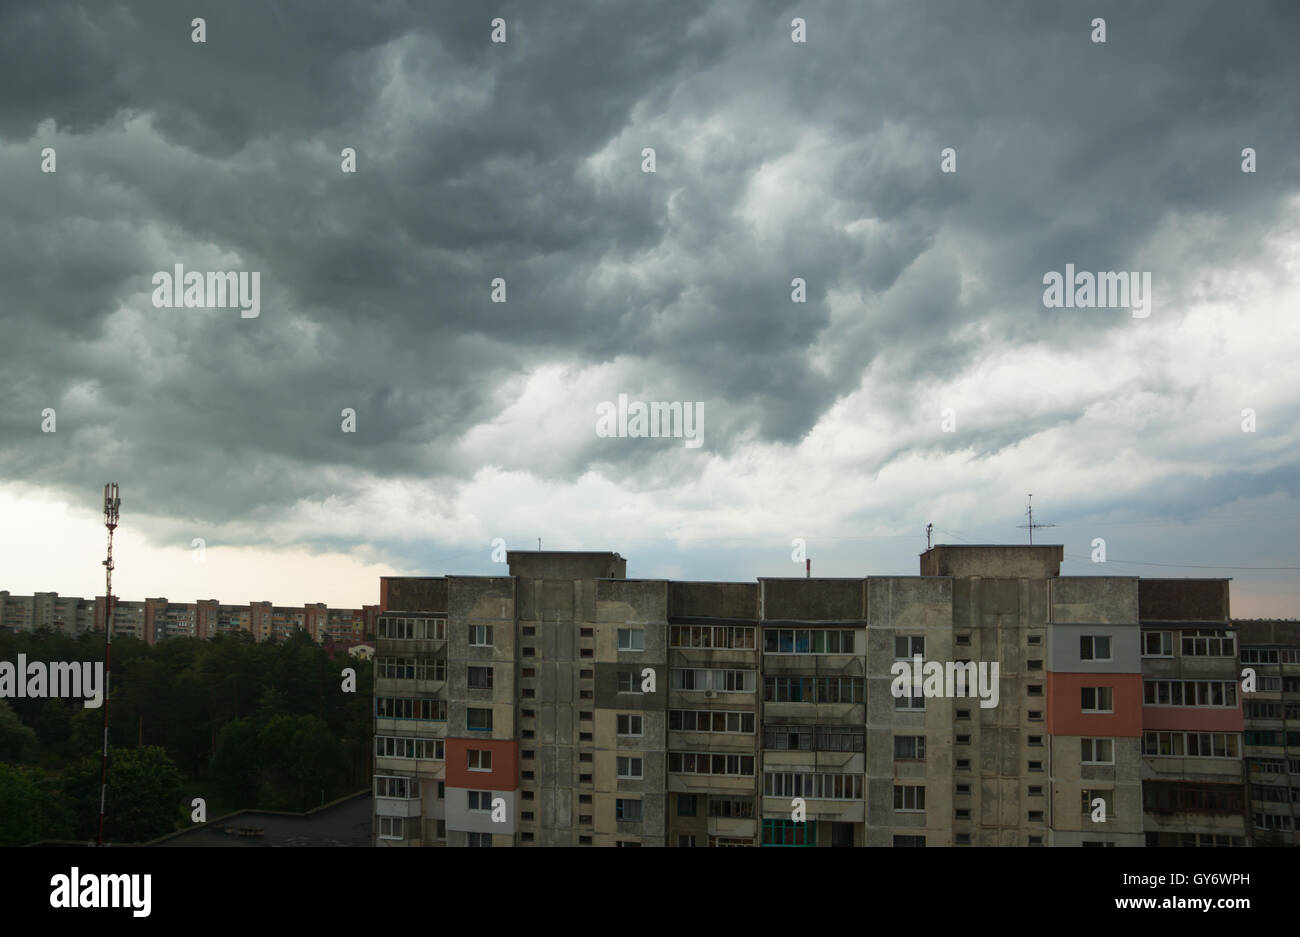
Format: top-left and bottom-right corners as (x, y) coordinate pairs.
(1, 1), (1297, 614)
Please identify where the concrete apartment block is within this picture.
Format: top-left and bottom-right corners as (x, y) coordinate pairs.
(369, 545), (1280, 847)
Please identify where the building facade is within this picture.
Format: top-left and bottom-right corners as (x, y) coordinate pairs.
(371, 544), (1284, 847)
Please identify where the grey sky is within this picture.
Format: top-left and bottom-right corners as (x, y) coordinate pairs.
(1, 0), (1297, 614)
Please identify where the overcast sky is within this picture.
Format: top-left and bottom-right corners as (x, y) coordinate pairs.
(1, 0), (1297, 616)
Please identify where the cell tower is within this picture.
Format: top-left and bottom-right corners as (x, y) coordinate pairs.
(97, 482), (120, 846)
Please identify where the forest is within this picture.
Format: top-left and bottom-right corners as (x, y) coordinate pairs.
(0, 626), (372, 845)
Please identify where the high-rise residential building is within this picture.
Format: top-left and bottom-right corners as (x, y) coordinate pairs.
(1237, 619), (1300, 844)
(1, 590), (376, 648)
(372, 544), (1274, 847)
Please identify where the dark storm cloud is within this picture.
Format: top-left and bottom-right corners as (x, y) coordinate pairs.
(0, 0), (1297, 538)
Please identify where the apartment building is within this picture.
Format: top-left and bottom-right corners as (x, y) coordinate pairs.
(0, 591), (96, 635)
(1237, 619), (1300, 844)
(1138, 580), (1247, 846)
(369, 543), (1270, 846)
(1, 590), (377, 646)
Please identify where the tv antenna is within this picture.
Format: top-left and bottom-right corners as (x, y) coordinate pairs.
(925, 523), (933, 550)
(1017, 494), (1055, 544)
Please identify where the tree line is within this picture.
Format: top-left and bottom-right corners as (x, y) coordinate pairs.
(0, 626), (372, 844)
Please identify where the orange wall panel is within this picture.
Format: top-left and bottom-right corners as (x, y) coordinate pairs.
(445, 737), (519, 792)
(1047, 672), (1144, 737)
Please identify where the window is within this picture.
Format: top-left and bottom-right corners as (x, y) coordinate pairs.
(956, 709), (970, 720)
(895, 635), (925, 659)
(954, 808), (970, 819)
(762, 628), (856, 654)
(1142, 631), (1173, 657)
(1028, 735), (1043, 746)
(1081, 738), (1114, 764)
(376, 658), (446, 682)
(375, 736), (444, 760)
(469, 625), (493, 647)
(667, 752), (756, 777)
(466, 832), (492, 847)
(894, 736), (926, 760)
(1028, 786), (1043, 796)
(955, 783), (971, 795)
(672, 625), (756, 649)
(378, 817), (404, 840)
(956, 633), (971, 645)
(676, 710), (758, 735)
(895, 689), (925, 711)
(467, 708), (493, 731)
(1241, 648), (1278, 665)
(615, 798), (642, 822)
(670, 669), (757, 693)
(677, 794), (697, 817)
(1181, 630), (1234, 658)
(1081, 687), (1113, 712)
(708, 796), (754, 819)
(467, 790), (494, 812)
(1082, 789), (1114, 817)
(618, 628), (645, 651)
(467, 749), (492, 771)
(1028, 761), (1043, 772)
(678, 835), (697, 847)
(892, 835), (925, 847)
(1142, 731), (1240, 758)
(375, 697), (446, 721)
(617, 671), (640, 694)
(374, 776), (412, 799)
(764, 772), (863, 800)
(1080, 635), (1112, 661)
(1028, 710), (1043, 721)
(1027, 810), (1044, 822)
(955, 833), (971, 845)
(1027, 633), (1042, 645)
(764, 675), (865, 703)
(378, 617), (446, 640)
(467, 666), (494, 689)
(894, 785), (925, 812)
(1143, 680), (1237, 708)
(955, 735), (970, 745)
(617, 714), (644, 736)
(616, 756), (644, 779)
(764, 819), (817, 846)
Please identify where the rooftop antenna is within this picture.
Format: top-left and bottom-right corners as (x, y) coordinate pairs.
(926, 523), (933, 550)
(1017, 494), (1055, 545)
(98, 482), (120, 846)
(538, 538), (541, 551)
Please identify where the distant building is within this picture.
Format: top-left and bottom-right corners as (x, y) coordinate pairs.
(0, 591), (376, 648)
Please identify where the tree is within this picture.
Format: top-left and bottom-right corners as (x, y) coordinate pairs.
(0, 763), (42, 845)
(0, 700), (38, 764)
(63, 746), (185, 843)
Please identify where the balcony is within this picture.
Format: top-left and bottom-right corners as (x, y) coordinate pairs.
(375, 796), (423, 818)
